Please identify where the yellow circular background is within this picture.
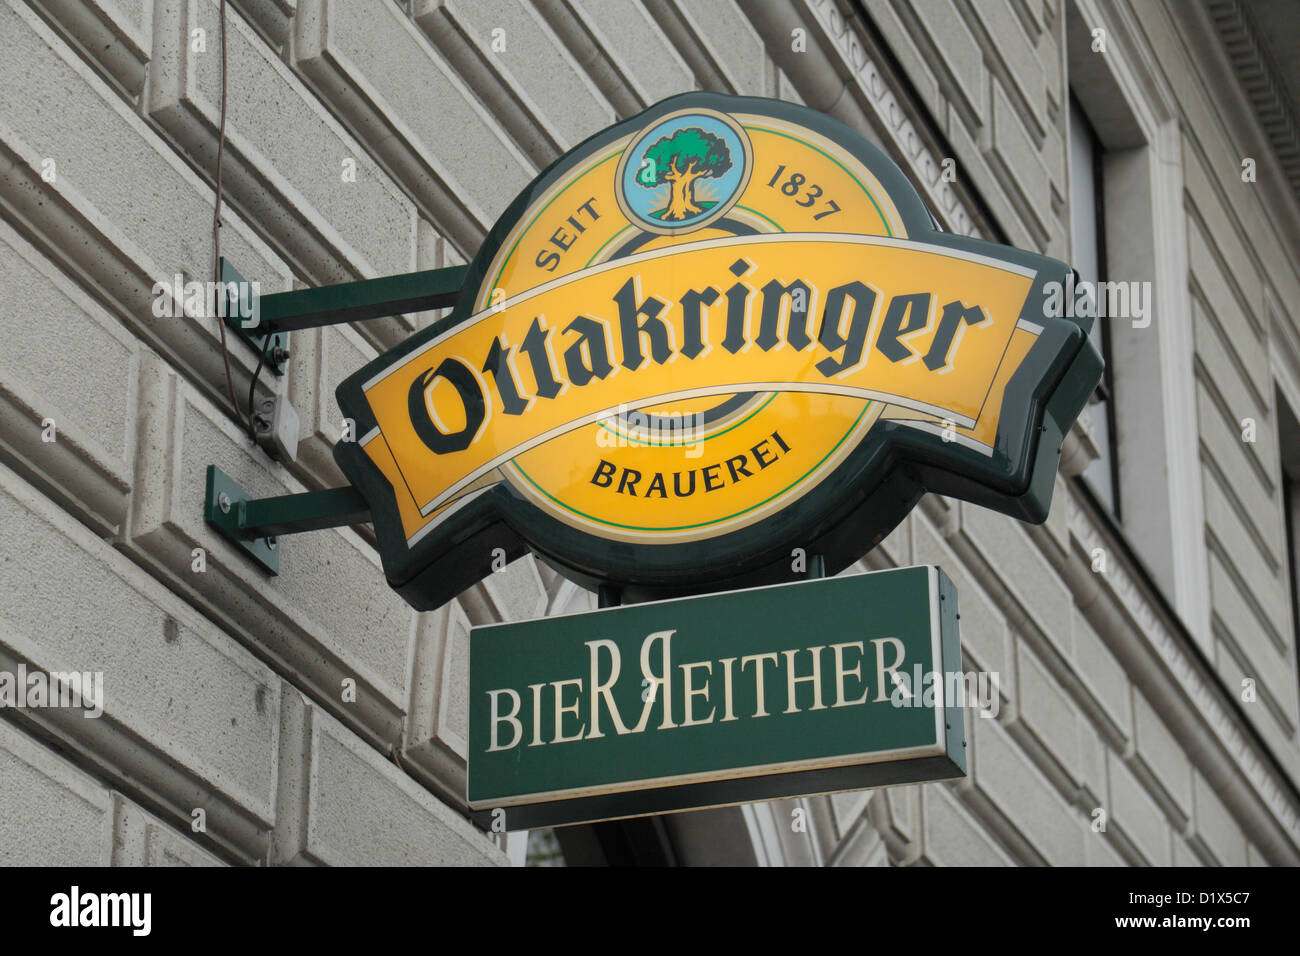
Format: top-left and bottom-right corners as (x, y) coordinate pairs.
(474, 116), (908, 543)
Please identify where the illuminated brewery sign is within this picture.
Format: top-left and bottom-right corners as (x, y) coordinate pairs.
(469, 566), (966, 829)
(319, 92), (1103, 829)
(335, 92), (1101, 609)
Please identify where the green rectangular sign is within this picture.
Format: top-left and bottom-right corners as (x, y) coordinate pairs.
(468, 565), (966, 830)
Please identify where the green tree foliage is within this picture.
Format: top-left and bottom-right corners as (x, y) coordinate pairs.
(635, 127), (733, 221)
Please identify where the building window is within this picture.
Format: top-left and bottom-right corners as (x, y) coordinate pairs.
(1068, 92), (1120, 517)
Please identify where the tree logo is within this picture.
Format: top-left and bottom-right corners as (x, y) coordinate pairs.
(616, 109), (752, 234)
(637, 128), (731, 221)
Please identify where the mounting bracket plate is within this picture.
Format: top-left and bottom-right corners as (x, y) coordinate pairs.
(219, 258), (287, 376)
(204, 465), (280, 575)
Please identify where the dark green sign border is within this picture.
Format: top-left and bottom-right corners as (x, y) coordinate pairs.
(335, 92), (1103, 611)
(467, 567), (966, 831)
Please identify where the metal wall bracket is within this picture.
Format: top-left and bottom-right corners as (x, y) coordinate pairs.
(204, 261), (467, 571)
(258, 263), (467, 331)
(218, 258), (288, 376)
(204, 465), (371, 576)
(220, 258), (468, 336)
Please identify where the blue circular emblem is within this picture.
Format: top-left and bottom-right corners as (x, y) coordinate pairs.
(615, 109), (752, 234)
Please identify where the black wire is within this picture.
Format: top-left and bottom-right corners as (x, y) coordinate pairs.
(246, 343), (268, 445)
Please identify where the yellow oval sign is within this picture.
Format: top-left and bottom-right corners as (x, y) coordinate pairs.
(335, 93), (1101, 609)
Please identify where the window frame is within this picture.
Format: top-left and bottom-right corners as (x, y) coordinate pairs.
(1068, 90), (1122, 519)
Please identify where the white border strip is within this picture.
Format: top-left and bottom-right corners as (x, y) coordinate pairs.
(895, 419), (995, 458)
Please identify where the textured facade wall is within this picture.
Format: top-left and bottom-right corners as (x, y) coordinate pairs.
(0, 0), (1296, 866)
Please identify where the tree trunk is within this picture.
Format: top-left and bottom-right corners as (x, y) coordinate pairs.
(664, 170), (705, 220)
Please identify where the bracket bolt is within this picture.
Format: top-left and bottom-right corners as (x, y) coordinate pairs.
(218, 492), (231, 514)
(266, 536), (277, 550)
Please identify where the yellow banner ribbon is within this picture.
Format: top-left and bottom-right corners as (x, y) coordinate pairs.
(359, 233), (1036, 517)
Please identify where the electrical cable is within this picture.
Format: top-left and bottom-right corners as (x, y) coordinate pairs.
(246, 344), (267, 445)
(212, 0), (250, 436)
